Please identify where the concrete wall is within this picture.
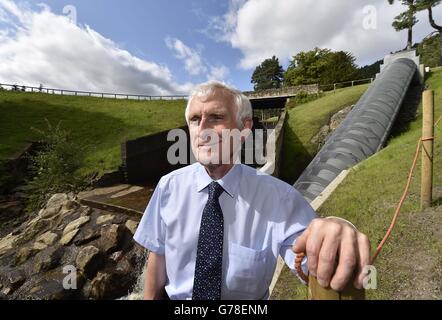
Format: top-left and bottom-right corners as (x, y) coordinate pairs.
(121, 126), (192, 185)
(258, 110), (286, 178)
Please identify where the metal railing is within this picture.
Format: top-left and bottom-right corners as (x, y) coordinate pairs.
(318, 77), (374, 92)
(0, 83), (188, 101)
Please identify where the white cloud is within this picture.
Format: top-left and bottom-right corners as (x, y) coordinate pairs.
(165, 36), (230, 81)
(0, 0), (193, 95)
(165, 37), (207, 76)
(208, 65), (230, 81)
(210, 0), (442, 69)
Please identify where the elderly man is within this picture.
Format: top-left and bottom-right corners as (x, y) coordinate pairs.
(133, 81), (370, 300)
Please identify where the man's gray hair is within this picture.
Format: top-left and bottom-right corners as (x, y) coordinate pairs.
(185, 81), (253, 129)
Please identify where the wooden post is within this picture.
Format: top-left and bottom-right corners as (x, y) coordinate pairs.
(308, 275), (365, 300)
(421, 90), (434, 209)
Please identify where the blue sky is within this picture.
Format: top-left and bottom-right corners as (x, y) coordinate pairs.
(36, 0), (249, 87)
(0, 0), (441, 94)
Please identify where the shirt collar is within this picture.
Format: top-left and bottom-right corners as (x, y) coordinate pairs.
(196, 163), (241, 198)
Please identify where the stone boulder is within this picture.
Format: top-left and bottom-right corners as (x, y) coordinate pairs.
(100, 224), (123, 254)
(75, 245), (103, 279)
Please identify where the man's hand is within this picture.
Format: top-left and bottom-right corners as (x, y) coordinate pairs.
(293, 217), (371, 291)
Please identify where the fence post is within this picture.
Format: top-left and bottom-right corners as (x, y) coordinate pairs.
(333, 83), (336, 93)
(421, 90), (434, 209)
(352, 81), (354, 87)
(308, 275), (365, 300)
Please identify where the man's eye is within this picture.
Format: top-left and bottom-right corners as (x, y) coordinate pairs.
(190, 117), (200, 124)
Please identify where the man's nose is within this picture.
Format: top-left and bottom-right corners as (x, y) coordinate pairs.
(198, 116), (210, 131)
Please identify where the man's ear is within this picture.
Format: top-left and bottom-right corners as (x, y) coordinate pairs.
(240, 118), (254, 144)
(242, 118), (253, 131)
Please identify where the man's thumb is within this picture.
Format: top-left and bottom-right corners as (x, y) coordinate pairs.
(293, 230), (308, 253)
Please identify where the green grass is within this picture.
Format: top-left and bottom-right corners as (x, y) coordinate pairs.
(272, 67), (442, 300)
(0, 91), (187, 179)
(280, 84), (369, 183)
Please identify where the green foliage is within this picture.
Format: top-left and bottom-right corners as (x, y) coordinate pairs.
(284, 48), (357, 86)
(287, 91), (325, 108)
(251, 56), (284, 91)
(25, 119), (88, 212)
(354, 60), (382, 80)
(388, 0), (419, 49)
(417, 33), (442, 67)
(415, 0), (441, 11)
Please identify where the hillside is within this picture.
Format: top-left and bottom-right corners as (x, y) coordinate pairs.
(272, 67), (442, 300)
(0, 91), (187, 181)
(280, 84), (370, 183)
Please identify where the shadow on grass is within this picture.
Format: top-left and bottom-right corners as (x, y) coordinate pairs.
(280, 112), (313, 184)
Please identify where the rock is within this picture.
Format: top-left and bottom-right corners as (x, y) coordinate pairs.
(81, 280), (92, 299)
(32, 241), (48, 251)
(96, 214), (114, 225)
(60, 209), (75, 219)
(8, 269), (25, 290)
(330, 105), (353, 131)
(110, 251), (123, 262)
(3, 287), (12, 295)
(33, 247), (63, 273)
(63, 216), (90, 235)
(39, 206), (60, 219)
(0, 233), (21, 255)
(116, 257), (132, 274)
(73, 228), (101, 246)
(20, 218), (51, 244)
(112, 215), (126, 224)
(60, 229), (80, 246)
(15, 247), (38, 265)
(36, 231), (59, 246)
(25, 269), (85, 300)
(62, 200), (78, 212)
(79, 206), (93, 217)
(46, 193), (69, 211)
(75, 245), (103, 279)
(125, 220), (139, 235)
(100, 224), (123, 254)
(90, 272), (132, 300)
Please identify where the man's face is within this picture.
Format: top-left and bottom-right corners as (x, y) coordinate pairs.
(187, 89), (246, 166)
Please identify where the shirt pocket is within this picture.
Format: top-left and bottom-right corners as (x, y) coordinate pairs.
(225, 242), (268, 295)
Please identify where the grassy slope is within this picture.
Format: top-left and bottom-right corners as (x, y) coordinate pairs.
(280, 84), (369, 184)
(273, 67), (442, 300)
(0, 91), (186, 178)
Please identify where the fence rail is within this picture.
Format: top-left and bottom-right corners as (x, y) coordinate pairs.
(318, 77), (374, 92)
(0, 77), (375, 102)
(0, 83), (188, 101)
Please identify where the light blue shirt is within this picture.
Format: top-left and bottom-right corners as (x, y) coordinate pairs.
(133, 162), (318, 300)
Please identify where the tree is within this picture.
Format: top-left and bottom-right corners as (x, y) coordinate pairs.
(321, 51), (358, 85)
(284, 48), (331, 86)
(388, 0), (418, 50)
(251, 56), (284, 91)
(416, 0), (442, 65)
(284, 48), (357, 86)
